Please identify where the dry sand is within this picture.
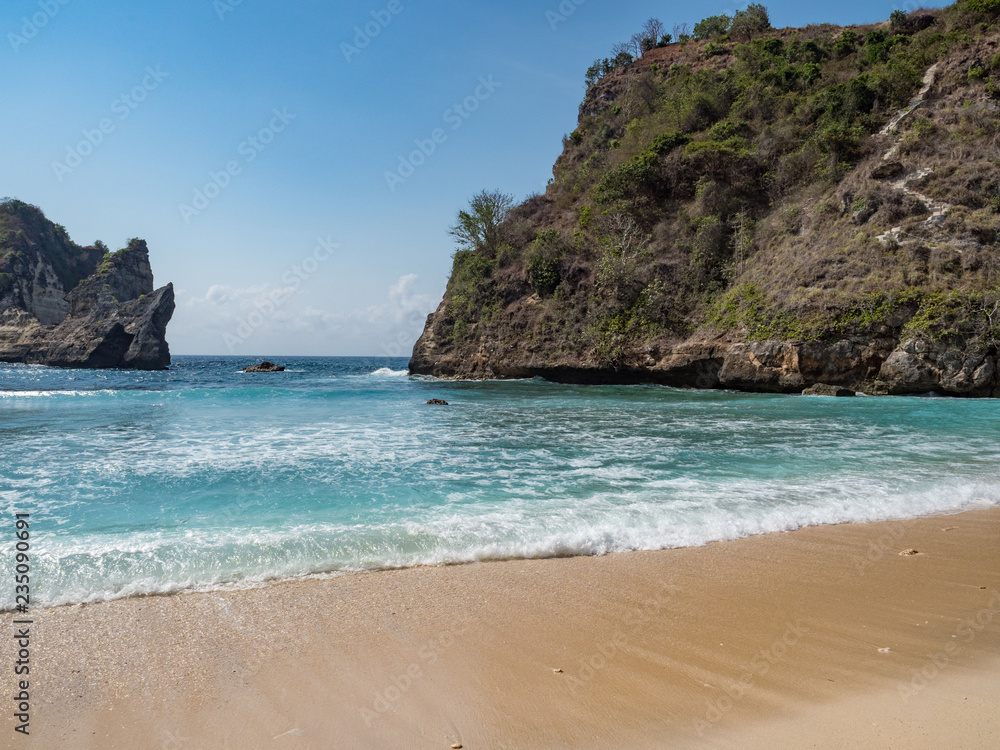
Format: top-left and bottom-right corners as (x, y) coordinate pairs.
(4, 508), (999, 749)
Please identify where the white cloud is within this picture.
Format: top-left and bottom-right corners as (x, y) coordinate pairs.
(171, 274), (437, 356)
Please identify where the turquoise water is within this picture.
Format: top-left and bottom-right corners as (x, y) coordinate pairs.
(1, 356), (998, 608)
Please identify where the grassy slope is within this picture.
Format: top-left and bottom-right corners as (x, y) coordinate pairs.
(425, 1), (1000, 374)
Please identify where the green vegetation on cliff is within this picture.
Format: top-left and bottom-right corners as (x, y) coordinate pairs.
(421, 1), (1000, 379)
(0, 199), (105, 300)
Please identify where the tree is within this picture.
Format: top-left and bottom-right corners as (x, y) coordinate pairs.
(585, 60), (604, 88)
(694, 14), (732, 40)
(731, 4), (771, 41)
(641, 18), (665, 50)
(629, 32), (647, 57)
(449, 190), (516, 257)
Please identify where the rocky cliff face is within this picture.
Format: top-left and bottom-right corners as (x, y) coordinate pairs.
(410, 319), (998, 397)
(412, 3), (1000, 397)
(0, 200), (174, 370)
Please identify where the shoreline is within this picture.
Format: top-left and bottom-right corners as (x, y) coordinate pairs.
(18, 502), (997, 613)
(5, 508), (999, 749)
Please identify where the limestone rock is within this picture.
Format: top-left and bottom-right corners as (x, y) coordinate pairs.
(803, 383), (857, 397)
(0, 203), (174, 371)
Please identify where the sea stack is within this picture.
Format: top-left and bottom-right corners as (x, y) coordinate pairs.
(0, 200), (174, 370)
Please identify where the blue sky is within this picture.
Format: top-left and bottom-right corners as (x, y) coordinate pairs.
(1, 0), (940, 356)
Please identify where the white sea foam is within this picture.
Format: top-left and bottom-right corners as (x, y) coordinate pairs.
(4, 360), (999, 610)
(0, 389), (112, 398)
(6, 479), (997, 610)
(370, 367), (409, 377)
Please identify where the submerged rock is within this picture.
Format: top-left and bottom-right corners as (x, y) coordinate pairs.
(244, 361), (285, 373)
(803, 383), (857, 397)
(426, 398), (449, 405)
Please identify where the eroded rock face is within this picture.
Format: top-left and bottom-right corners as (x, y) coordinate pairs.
(0, 228), (174, 370)
(410, 323), (1000, 398)
(873, 339), (998, 397)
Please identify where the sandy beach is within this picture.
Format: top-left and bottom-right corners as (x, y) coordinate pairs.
(5, 508), (999, 749)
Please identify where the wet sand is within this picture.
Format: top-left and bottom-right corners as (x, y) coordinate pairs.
(5, 508), (999, 749)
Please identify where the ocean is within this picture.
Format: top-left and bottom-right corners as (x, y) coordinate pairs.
(1, 355), (997, 609)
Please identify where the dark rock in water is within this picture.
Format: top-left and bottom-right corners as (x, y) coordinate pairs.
(0, 200), (174, 370)
(244, 361), (285, 373)
(803, 383), (857, 397)
(426, 399), (449, 405)
(871, 161), (904, 180)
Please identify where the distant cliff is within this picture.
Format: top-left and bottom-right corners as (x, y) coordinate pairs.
(0, 199), (174, 370)
(411, 2), (1000, 397)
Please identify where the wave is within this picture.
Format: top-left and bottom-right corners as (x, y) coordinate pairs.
(370, 367), (409, 378)
(6, 479), (997, 610)
(0, 389), (115, 398)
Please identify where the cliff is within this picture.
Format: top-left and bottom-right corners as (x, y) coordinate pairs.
(0, 199), (174, 370)
(411, 2), (1000, 397)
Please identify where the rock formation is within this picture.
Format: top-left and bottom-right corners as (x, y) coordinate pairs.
(411, 5), (1000, 398)
(0, 200), (174, 370)
(243, 361), (285, 373)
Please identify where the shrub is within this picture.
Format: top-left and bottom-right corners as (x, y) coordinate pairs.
(890, 10), (908, 30)
(731, 4), (771, 42)
(705, 42), (727, 57)
(966, 0), (1000, 12)
(595, 132), (690, 203)
(526, 230), (565, 297)
(694, 15), (731, 40)
(834, 29), (859, 58)
(709, 119), (751, 141)
(527, 255), (561, 296)
(447, 250), (496, 324)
